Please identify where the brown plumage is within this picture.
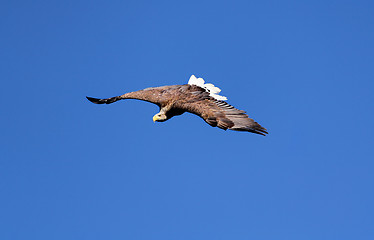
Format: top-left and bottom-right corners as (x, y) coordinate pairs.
(86, 75), (268, 135)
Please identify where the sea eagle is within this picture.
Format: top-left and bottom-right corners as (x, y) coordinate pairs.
(86, 75), (268, 135)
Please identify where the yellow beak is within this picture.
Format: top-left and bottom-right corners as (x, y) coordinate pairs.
(153, 115), (158, 122)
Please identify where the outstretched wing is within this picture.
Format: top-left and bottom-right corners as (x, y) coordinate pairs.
(174, 86), (268, 135)
(86, 86), (180, 107)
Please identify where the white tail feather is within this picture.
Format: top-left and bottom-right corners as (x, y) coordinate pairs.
(188, 75), (227, 101)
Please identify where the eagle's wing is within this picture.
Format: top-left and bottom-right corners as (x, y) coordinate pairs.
(174, 86), (268, 135)
(86, 86), (180, 107)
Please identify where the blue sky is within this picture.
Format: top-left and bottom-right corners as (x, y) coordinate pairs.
(1, 0), (373, 239)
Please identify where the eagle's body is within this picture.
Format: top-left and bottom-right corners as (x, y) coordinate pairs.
(87, 75), (268, 135)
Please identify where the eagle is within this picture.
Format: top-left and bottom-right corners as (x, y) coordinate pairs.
(86, 75), (268, 135)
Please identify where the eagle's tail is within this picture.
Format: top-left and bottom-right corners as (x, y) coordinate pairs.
(86, 96), (123, 104)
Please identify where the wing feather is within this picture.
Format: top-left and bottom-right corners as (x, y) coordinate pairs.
(174, 85), (268, 135)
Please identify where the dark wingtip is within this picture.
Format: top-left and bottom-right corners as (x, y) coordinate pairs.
(256, 130), (268, 136)
(86, 96), (104, 104)
(254, 127), (268, 136)
(248, 125), (268, 136)
(86, 96), (121, 104)
(254, 121), (268, 136)
(246, 128), (268, 136)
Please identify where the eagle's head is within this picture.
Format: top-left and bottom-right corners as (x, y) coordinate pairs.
(153, 113), (168, 122)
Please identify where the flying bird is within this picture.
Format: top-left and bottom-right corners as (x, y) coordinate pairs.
(86, 75), (268, 135)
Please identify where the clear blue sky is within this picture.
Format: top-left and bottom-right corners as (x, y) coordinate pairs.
(1, 0), (373, 239)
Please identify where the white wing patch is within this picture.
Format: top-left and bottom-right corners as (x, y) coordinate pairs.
(188, 75), (227, 101)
